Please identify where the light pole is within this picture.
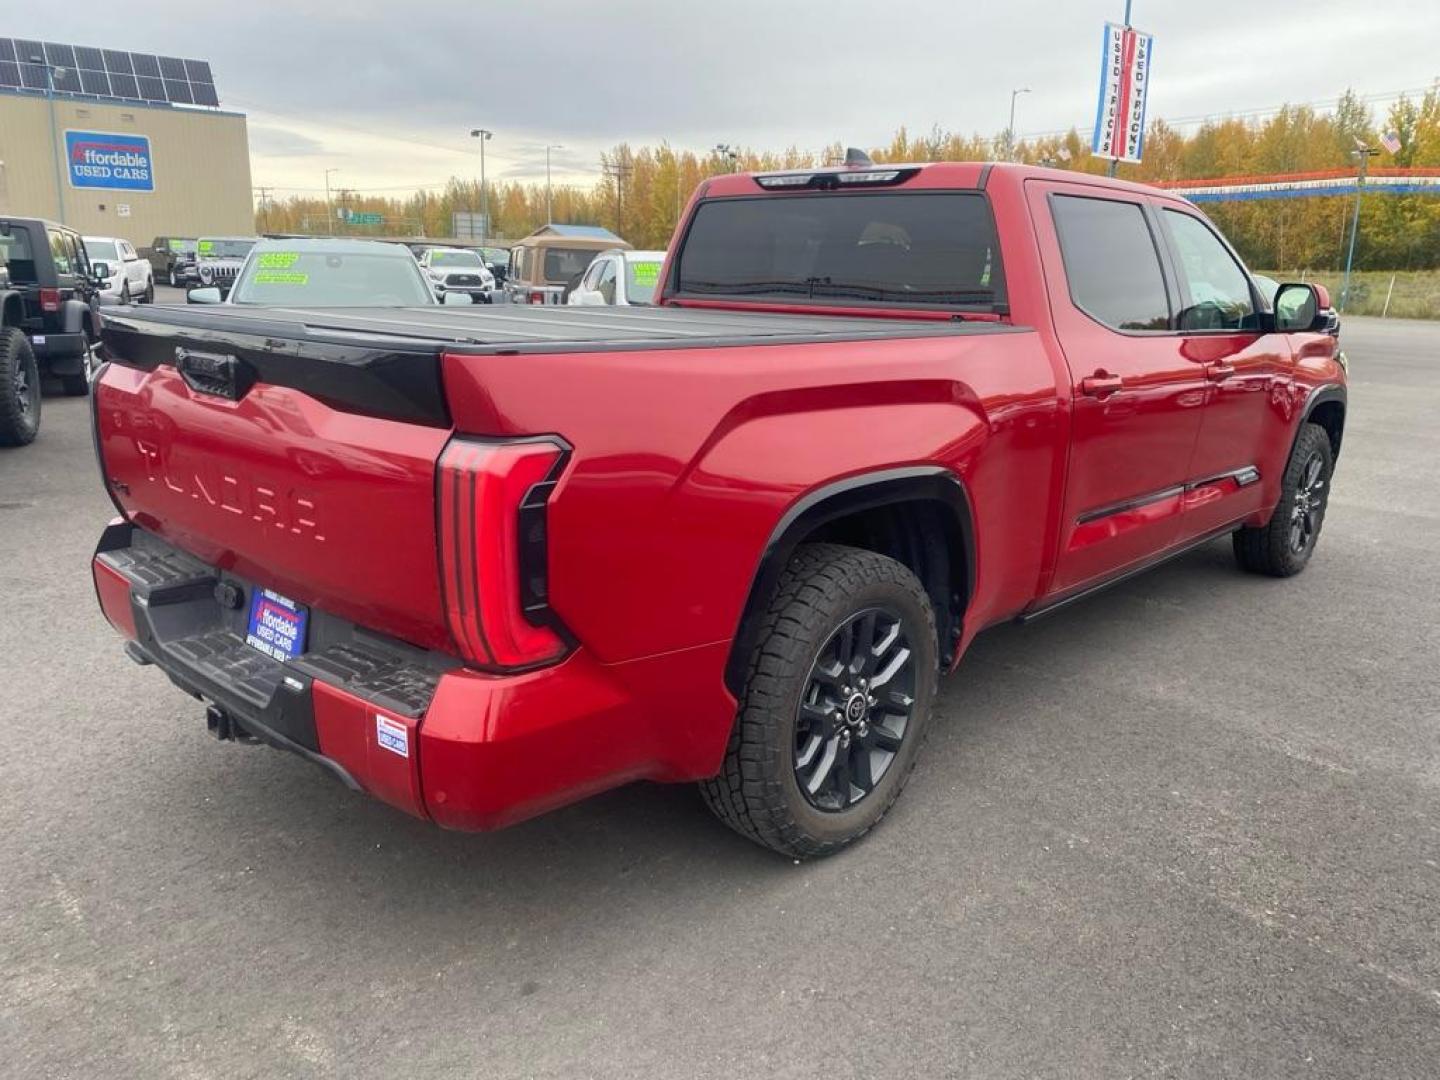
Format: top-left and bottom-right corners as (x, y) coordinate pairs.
(1340, 144), (1380, 313)
(323, 168), (339, 235)
(470, 128), (492, 239)
(714, 144), (739, 172)
(1007, 87), (1031, 162)
(26, 51), (68, 224)
(545, 144), (563, 224)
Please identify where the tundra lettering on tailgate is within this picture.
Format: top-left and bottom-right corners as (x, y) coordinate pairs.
(132, 439), (326, 541)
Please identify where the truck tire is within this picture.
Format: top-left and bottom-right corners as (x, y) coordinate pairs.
(168, 267), (178, 288)
(0, 327), (42, 446)
(142, 280), (155, 304)
(700, 543), (939, 859)
(1233, 422), (1334, 577)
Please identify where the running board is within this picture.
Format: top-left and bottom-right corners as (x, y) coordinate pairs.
(1017, 524), (1241, 624)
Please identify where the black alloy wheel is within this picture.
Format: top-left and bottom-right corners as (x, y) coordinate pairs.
(794, 607), (915, 812)
(1288, 449), (1328, 557)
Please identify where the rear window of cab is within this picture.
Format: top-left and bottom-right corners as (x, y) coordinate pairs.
(674, 192), (1006, 311)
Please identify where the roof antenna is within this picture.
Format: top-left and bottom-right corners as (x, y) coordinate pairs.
(843, 147), (873, 167)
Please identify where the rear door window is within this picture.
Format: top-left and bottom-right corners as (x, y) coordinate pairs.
(544, 247), (598, 283)
(1050, 195), (1171, 331)
(0, 228), (37, 283)
(674, 191), (1005, 311)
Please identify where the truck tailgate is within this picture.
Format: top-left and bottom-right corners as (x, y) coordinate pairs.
(96, 313), (454, 652)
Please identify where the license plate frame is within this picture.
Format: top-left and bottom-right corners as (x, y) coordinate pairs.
(244, 587), (309, 662)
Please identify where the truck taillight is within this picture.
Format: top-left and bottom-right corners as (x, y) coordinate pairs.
(436, 437), (570, 670)
(527, 291), (545, 305)
(39, 287), (62, 313)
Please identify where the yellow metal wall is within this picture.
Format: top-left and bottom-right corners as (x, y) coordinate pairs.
(0, 92), (252, 244)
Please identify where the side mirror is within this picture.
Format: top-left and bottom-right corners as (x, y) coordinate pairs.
(90, 261), (111, 281)
(187, 287), (223, 305)
(1274, 283), (1325, 332)
(441, 291), (474, 305)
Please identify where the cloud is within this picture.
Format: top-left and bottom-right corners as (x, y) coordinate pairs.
(5, 0), (1438, 194)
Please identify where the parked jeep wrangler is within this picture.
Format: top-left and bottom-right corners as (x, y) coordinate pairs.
(0, 216), (103, 446)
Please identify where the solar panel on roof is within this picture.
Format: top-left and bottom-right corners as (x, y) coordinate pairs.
(44, 42), (76, 68)
(2, 40), (220, 107)
(78, 68), (110, 95)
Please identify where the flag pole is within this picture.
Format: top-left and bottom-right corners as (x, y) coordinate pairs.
(1107, 0), (1132, 179)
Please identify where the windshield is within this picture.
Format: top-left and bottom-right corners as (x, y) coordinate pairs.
(86, 239), (120, 262)
(625, 258), (664, 305)
(675, 192), (1006, 310)
(175, 239), (198, 254)
(199, 239), (255, 259)
(430, 250), (483, 268)
(230, 249), (434, 307)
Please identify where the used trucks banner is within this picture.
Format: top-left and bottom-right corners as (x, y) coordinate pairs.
(1091, 22), (1154, 164)
(66, 130), (155, 191)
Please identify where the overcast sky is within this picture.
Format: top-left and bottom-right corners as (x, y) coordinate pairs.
(9, 1), (1440, 197)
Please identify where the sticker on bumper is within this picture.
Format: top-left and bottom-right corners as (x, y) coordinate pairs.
(376, 715), (409, 758)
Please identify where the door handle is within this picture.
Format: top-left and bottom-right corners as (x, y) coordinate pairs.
(1080, 372), (1124, 397)
(1207, 362), (1237, 381)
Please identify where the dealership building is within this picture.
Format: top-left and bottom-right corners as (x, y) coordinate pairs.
(0, 39), (252, 244)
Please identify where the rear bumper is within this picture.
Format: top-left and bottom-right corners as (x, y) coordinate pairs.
(30, 330), (88, 366)
(92, 521), (736, 830)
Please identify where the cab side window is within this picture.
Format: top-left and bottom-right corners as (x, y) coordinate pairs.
(1050, 195), (1171, 332)
(597, 259), (617, 304)
(1161, 210), (1257, 332)
(48, 229), (74, 275)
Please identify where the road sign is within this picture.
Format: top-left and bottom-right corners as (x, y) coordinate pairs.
(1091, 22), (1154, 164)
(349, 212), (382, 225)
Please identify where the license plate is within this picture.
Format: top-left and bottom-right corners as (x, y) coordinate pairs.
(244, 587), (309, 661)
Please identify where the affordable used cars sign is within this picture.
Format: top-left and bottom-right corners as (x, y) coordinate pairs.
(65, 130), (155, 191)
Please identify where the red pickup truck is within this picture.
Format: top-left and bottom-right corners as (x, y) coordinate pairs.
(90, 163), (1346, 858)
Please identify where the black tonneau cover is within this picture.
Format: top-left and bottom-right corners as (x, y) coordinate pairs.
(104, 303), (1013, 353)
(99, 304), (1020, 427)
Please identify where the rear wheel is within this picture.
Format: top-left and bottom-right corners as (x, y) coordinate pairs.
(0, 327), (41, 446)
(700, 543), (939, 859)
(1233, 422), (1334, 576)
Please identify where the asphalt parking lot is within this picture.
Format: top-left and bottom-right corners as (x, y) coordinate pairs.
(2, 316), (1438, 1079)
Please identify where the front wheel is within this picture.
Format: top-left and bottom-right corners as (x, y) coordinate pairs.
(1233, 421), (1334, 576)
(142, 279), (155, 304)
(700, 543), (939, 859)
(168, 267), (178, 288)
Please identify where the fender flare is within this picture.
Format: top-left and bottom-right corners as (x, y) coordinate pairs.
(1297, 383), (1347, 463)
(0, 288), (22, 328)
(723, 466), (977, 695)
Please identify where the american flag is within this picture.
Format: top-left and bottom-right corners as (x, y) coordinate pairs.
(1380, 131), (1402, 155)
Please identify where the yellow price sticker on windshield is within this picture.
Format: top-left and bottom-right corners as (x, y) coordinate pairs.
(257, 252), (300, 269)
(252, 271), (309, 285)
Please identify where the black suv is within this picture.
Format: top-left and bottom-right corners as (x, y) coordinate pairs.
(146, 236), (199, 288)
(0, 217), (104, 446)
